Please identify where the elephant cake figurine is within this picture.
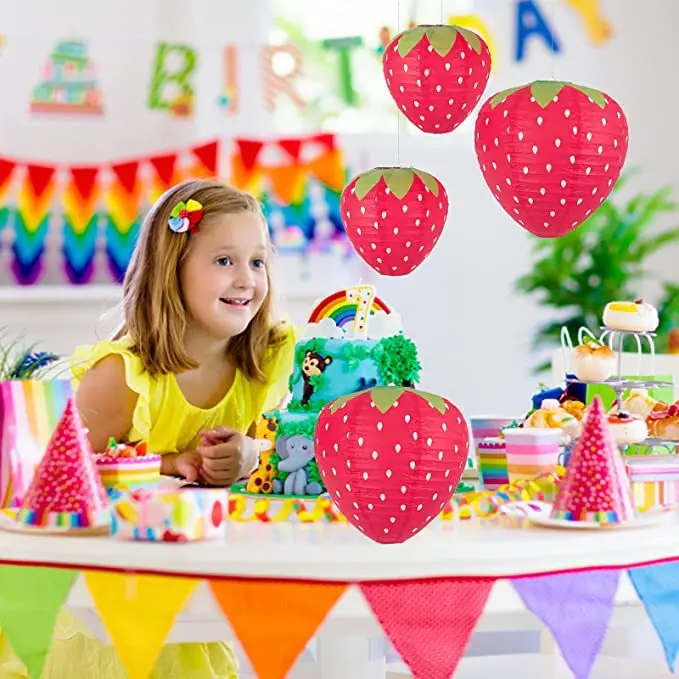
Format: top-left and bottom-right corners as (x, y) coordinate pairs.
(240, 285), (422, 498)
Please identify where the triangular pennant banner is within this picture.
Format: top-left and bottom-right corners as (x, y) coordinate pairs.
(192, 140), (219, 175)
(149, 153), (178, 186)
(513, 570), (620, 679)
(360, 578), (494, 679)
(70, 167), (100, 201)
(0, 565), (78, 679)
(265, 164), (307, 205)
(84, 571), (199, 679)
(629, 561), (679, 672)
(278, 137), (303, 162)
(235, 139), (265, 172)
(111, 161), (140, 194)
(25, 164), (55, 198)
(0, 158), (16, 192)
(210, 578), (347, 679)
(306, 149), (345, 191)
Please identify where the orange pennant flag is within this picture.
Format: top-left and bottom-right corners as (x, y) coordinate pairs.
(305, 149), (346, 191)
(230, 154), (264, 193)
(210, 578), (347, 679)
(265, 164), (307, 205)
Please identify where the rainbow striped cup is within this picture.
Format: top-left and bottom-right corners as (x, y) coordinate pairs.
(477, 438), (509, 490)
(469, 416), (520, 468)
(504, 428), (561, 483)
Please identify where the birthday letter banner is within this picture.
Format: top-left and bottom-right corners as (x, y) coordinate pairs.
(0, 133), (344, 286)
(0, 561), (677, 678)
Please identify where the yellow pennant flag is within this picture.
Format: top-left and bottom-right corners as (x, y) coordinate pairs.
(84, 571), (199, 679)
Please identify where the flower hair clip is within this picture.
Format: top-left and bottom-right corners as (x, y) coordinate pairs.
(168, 199), (204, 234)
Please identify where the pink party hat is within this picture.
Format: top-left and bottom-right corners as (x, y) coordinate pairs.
(16, 398), (111, 529)
(551, 396), (634, 524)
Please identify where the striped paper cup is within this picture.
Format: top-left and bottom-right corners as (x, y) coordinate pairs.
(477, 438), (509, 490)
(469, 416), (520, 468)
(504, 428), (561, 483)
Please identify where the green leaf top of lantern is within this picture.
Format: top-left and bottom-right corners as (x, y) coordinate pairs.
(392, 24), (483, 58)
(352, 167), (440, 200)
(329, 386), (448, 415)
(489, 81), (607, 110)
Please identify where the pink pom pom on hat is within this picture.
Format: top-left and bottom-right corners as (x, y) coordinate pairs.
(16, 398), (111, 530)
(550, 396), (634, 525)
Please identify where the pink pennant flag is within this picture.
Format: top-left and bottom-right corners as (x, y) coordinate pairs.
(360, 578), (493, 679)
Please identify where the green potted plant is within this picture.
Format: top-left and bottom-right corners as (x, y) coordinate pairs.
(0, 329), (60, 380)
(516, 172), (679, 373)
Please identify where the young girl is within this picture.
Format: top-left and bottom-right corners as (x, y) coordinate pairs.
(3, 179), (296, 678)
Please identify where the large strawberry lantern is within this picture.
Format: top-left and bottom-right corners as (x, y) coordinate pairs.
(383, 24), (491, 134)
(475, 80), (628, 238)
(340, 166), (448, 276)
(315, 386), (469, 544)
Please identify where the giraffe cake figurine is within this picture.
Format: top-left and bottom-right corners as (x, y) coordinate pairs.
(550, 396), (635, 526)
(5, 398), (111, 534)
(235, 285), (422, 499)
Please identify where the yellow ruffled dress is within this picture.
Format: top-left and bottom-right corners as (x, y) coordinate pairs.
(0, 325), (296, 679)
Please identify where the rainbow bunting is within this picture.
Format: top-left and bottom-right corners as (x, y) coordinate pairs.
(62, 167), (101, 284)
(186, 140), (219, 180)
(104, 161), (143, 282)
(148, 152), (179, 203)
(0, 158), (16, 257)
(12, 164), (56, 284)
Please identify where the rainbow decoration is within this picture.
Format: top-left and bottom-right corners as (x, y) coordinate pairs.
(62, 167), (101, 284)
(0, 379), (73, 508)
(307, 288), (390, 329)
(12, 165), (56, 284)
(104, 160), (143, 281)
(147, 152), (180, 204)
(0, 159), (16, 258)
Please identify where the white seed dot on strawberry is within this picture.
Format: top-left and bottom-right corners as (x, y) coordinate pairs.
(537, 116), (543, 126)
(426, 472), (432, 481)
(412, 431), (418, 441)
(518, 131), (524, 140)
(389, 517), (396, 524)
(560, 180), (567, 188)
(587, 132), (593, 141)
(385, 469), (392, 479)
(598, 146), (603, 155)
(457, 76), (463, 85)
(523, 167), (529, 175)
(540, 187), (546, 196)
(513, 196), (519, 204)
(528, 197), (534, 204)
(570, 155), (576, 165)
(401, 504), (407, 511)
(438, 451), (444, 461)
(413, 100), (420, 108)
(401, 485), (407, 494)
(368, 503), (374, 510)
(417, 504), (423, 511)
(592, 187), (598, 195)
(345, 483), (351, 492)
(410, 461), (416, 470)
(605, 163), (610, 171)
(380, 493), (386, 502)
(586, 167), (592, 175)
(577, 198), (583, 205)
(572, 126), (578, 135)
(335, 489), (341, 498)
(544, 222), (550, 228)
(331, 467), (336, 475)
(372, 451), (378, 460)
(602, 117), (607, 126)
(358, 437), (364, 447)
(445, 62), (451, 71)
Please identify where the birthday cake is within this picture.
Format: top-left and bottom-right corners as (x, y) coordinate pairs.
(94, 439), (161, 493)
(242, 286), (422, 498)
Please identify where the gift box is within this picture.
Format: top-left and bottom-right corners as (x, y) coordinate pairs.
(0, 380), (72, 508)
(111, 487), (228, 542)
(625, 456), (679, 511)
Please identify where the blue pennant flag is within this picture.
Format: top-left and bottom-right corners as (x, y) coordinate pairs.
(629, 561), (679, 672)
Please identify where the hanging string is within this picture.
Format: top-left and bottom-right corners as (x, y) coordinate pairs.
(397, 0), (401, 166)
(440, 0), (444, 25)
(550, 0), (557, 80)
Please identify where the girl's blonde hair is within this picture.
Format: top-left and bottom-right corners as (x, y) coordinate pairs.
(113, 178), (286, 380)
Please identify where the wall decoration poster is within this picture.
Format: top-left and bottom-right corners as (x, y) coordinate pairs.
(30, 40), (104, 116)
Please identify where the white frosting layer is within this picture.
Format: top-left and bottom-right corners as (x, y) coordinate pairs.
(299, 310), (404, 341)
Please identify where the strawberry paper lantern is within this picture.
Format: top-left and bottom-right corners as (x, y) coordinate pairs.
(383, 24), (491, 134)
(340, 167), (448, 276)
(475, 80), (628, 238)
(315, 386), (469, 543)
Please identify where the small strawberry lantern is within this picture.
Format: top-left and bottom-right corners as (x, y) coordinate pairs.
(475, 80), (628, 238)
(340, 166), (448, 276)
(383, 24), (491, 134)
(315, 386), (469, 544)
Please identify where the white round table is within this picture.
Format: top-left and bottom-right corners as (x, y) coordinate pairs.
(0, 516), (676, 678)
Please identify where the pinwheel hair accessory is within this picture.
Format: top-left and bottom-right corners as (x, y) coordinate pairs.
(168, 198), (204, 234)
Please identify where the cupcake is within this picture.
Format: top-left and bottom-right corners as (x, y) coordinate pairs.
(606, 411), (648, 446)
(571, 339), (616, 382)
(603, 299), (659, 333)
(95, 439), (161, 493)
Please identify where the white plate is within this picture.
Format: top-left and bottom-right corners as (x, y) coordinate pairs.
(528, 510), (673, 531)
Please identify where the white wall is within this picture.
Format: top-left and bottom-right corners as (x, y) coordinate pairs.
(1, 0), (678, 420)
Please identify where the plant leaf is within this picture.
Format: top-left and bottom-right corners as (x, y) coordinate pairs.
(455, 26), (482, 54)
(490, 85), (524, 109)
(384, 168), (415, 199)
(530, 81), (567, 108)
(353, 169), (385, 200)
(412, 169), (440, 196)
(396, 27), (427, 57)
(370, 387), (406, 413)
(425, 26), (457, 57)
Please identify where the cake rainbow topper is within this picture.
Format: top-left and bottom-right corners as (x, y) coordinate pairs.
(308, 285), (391, 337)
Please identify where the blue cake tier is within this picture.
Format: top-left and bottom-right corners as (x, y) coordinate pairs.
(287, 334), (421, 412)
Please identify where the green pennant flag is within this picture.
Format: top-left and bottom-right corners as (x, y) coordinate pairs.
(0, 565), (79, 678)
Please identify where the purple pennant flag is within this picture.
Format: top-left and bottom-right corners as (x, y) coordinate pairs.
(512, 570), (620, 679)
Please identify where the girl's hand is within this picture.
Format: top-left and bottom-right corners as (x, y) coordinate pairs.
(197, 427), (269, 486)
(161, 451), (202, 483)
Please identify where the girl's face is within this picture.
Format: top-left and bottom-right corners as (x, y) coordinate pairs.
(179, 211), (269, 341)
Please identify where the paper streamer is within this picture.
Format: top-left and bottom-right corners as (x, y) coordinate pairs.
(61, 167), (101, 284)
(628, 562), (679, 672)
(515, 0), (561, 62)
(84, 571), (199, 679)
(12, 164), (56, 284)
(0, 565), (78, 679)
(210, 579), (347, 679)
(513, 570), (620, 679)
(360, 578), (494, 679)
(104, 161), (143, 281)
